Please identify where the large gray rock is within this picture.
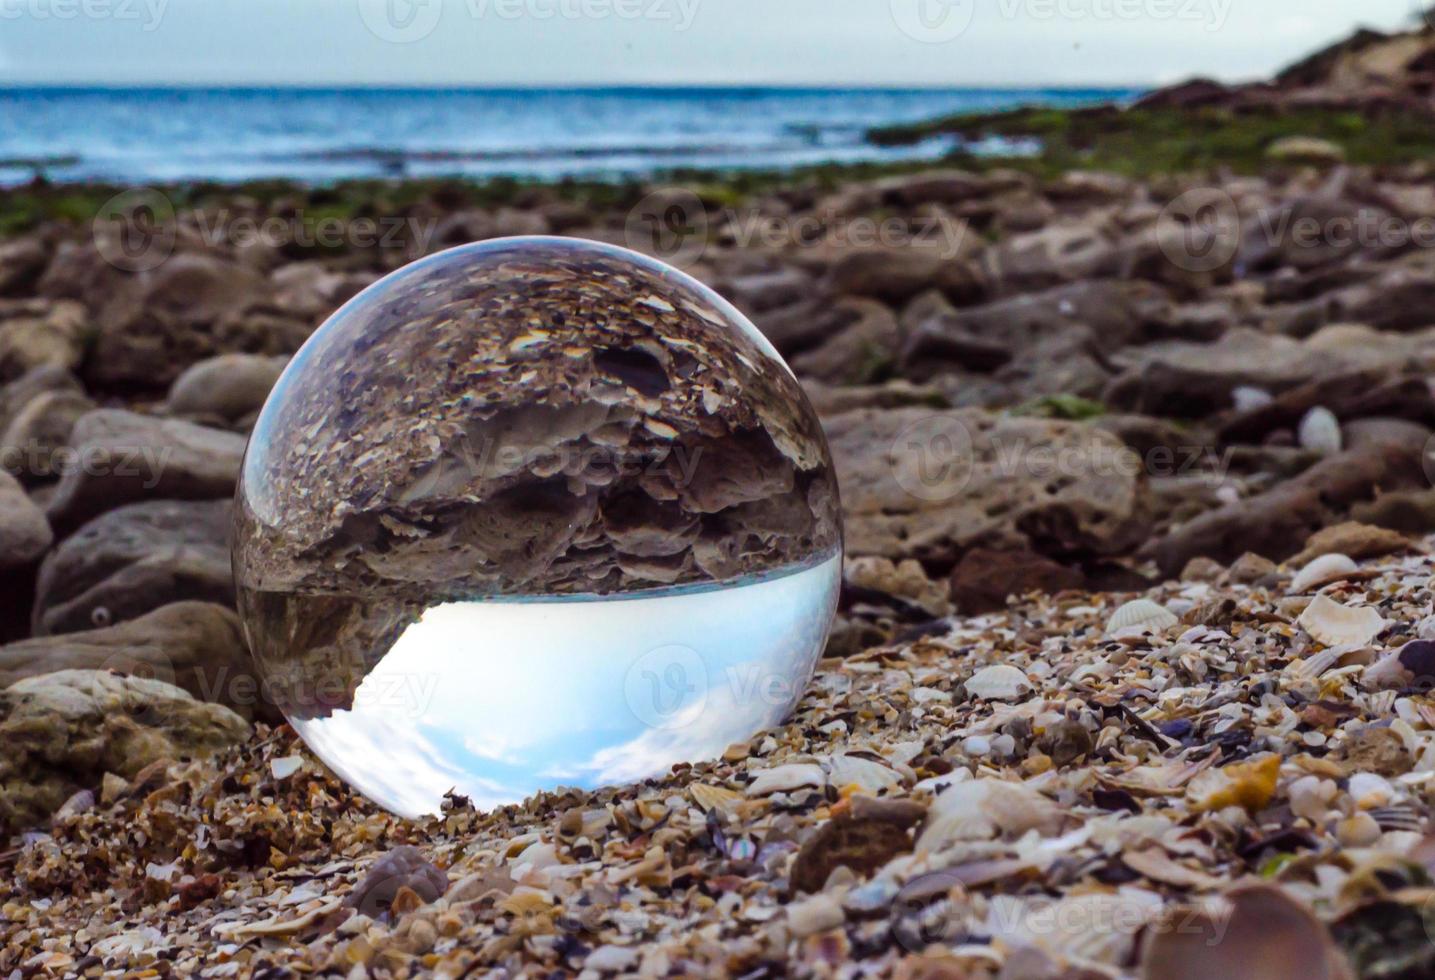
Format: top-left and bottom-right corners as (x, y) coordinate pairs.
(0, 669), (249, 835)
(45, 409), (246, 534)
(0, 601), (264, 722)
(1145, 441), (1426, 575)
(40, 244), (272, 390)
(980, 220), (1121, 294)
(166, 353), (287, 425)
(0, 234), (51, 297)
(33, 499), (233, 636)
(0, 471), (51, 571)
(826, 407), (1151, 566)
(0, 299), (89, 381)
(1, 387), (95, 486)
(903, 280), (1169, 380)
(789, 298), (902, 385)
(826, 246), (986, 305)
(1103, 328), (1350, 418)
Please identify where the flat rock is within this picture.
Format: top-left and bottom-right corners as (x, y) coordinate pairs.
(950, 547), (1084, 614)
(45, 409), (246, 535)
(1105, 328), (1350, 418)
(827, 407), (1150, 565)
(0, 601), (265, 722)
(1146, 442), (1425, 575)
(981, 220), (1120, 294)
(0, 668), (249, 836)
(32, 499), (233, 636)
(826, 246), (985, 305)
(902, 280), (1168, 380)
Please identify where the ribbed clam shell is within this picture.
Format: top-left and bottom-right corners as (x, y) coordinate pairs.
(1105, 599), (1179, 635)
(1297, 406), (1342, 454)
(690, 783), (742, 812)
(1290, 553), (1357, 593)
(964, 664), (1032, 701)
(1296, 594), (1386, 647)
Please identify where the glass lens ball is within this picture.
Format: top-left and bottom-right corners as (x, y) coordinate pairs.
(233, 237), (842, 816)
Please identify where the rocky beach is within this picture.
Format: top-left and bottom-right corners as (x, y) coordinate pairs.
(9, 20), (1435, 979)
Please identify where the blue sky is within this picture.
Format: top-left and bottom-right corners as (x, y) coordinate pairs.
(0, 0), (1423, 87)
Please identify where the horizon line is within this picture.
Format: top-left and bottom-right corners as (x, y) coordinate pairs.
(0, 81), (1156, 93)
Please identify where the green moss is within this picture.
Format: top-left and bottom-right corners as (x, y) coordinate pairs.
(870, 105), (1435, 178)
(1012, 394), (1107, 422)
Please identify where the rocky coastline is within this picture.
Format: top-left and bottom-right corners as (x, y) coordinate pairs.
(8, 21), (1435, 978)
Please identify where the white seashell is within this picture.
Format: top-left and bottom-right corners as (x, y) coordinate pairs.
(1105, 599), (1179, 635)
(964, 664), (1032, 701)
(745, 763), (825, 796)
(1348, 772), (1395, 809)
(270, 756), (303, 780)
(1297, 406), (1342, 454)
(820, 754), (902, 794)
(1296, 594), (1386, 647)
(1232, 386), (1274, 412)
(1290, 553), (1357, 593)
(1288, 775), (1335, 822)
(917, 778), (1063, 852)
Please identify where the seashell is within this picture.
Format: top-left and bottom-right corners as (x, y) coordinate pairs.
(1231, 385), (1274, 412)
(819, 754), (902, 794)
(270, 755), (303, 780)
(745, 763), (825, 797)
(1348, 772), (1395, 809)
(1105, 599), (1179, 635)
(1336, 812), (1382, 847)
(689, 783), (742, 813)
(1290, 553), (1357, 593)
(917, 778), (1063, 852)
(1370, 804), (1424, 833)
(1297, 406), (1342, 454)
(1288, 775), (1335, 822)
(1297, 594), (1386, 648)
(1187, 754), (1280, 813)
(964, 664), (1032, 701)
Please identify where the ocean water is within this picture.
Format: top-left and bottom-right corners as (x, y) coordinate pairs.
(0, 86), (1135, 186)
(272, 551), (842, 817)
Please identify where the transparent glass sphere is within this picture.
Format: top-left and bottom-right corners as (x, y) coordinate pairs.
(233, 237), (842, 817)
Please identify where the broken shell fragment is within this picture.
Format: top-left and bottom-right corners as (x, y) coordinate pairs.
(1290, 553), (1357, 593)
(1298, 406), (1342, 455)
(917, 778), (1063, 851)
(1296, 594), (1386, 648)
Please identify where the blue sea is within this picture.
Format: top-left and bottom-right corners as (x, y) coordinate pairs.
(0, 87), (1136, 186)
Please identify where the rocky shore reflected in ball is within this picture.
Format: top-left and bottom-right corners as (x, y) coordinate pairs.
(232, 237), (843, 817)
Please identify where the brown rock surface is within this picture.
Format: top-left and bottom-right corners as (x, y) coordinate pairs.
(0, 602), (263, 721)
(0, 669), (248, 836)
